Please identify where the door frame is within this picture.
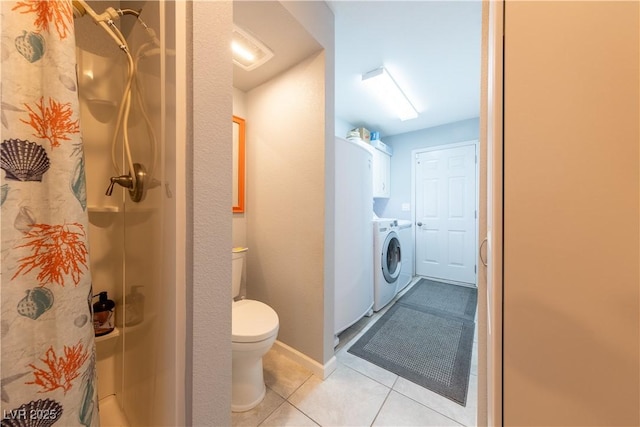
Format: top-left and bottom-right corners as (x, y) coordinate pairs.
(410, 140), (479, 286)
(485, 0), (504, 425)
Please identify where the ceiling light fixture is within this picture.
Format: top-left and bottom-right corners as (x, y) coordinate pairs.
(232, 25), (274, 71)
(232, 41), (255, 62)
(362, 67), (418, 121)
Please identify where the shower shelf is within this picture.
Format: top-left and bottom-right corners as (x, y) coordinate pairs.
(88, 205), (121, 213)
(95, 327), (120, 343)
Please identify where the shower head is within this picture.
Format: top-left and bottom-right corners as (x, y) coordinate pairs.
(71, 0), (145, 53)
(71, 0), (87, 19)
(72, 0), (141, 21)
(71, 0), (120, 23)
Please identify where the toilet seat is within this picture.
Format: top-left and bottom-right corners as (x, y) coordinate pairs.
(232, 299), (279, 343)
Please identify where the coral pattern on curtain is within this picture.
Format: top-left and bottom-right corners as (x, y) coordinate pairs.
(1, 1), (98, 426)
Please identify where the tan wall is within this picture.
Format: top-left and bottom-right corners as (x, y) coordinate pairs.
(258, 1), (335, 365)
(246, 51), (327, 363)
(504, 2), (639, 425)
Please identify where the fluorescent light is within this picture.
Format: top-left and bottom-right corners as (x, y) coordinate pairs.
(232, 25), (274, 71)
(362, 67), (418, 121)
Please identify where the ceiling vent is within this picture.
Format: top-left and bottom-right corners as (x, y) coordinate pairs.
(232, 25), (274, 71)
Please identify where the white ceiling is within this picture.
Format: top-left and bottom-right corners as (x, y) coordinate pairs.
(233, 1), (322, 92)
(330, 1), (482, 137)
(233, 1), (482, 138)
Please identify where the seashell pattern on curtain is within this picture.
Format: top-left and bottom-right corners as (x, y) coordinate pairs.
(1, 1), (98, 426)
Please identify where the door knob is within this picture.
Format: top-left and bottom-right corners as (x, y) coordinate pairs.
(417, 222), (422, 227)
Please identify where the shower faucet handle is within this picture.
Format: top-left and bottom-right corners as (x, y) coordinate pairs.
(105, 174), (133, 196)
(104, 164), (147, 202)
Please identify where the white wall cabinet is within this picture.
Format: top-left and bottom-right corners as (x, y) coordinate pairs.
(372, 148), (390, 198)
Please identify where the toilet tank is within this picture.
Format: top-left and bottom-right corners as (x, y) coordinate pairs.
(232, 247), (248, 298)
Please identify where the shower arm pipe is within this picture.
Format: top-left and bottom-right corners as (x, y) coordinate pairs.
(122, 17), (162, 180)
(82, 14), (137, 185)
(108, 26), (137, 183)
(94, 20), (127, 52)
(105, 16), (162, 183)
(118, 9), (141, 18)
(132, 11), (172, 178)
(73, 2), (136, 181)
(73, 0), (155, 187)
(112, 28), (163, 181)
(95, 21), (134, 176)
(72, 0), (138, 50)
(132, 72), (157, 178)
(132, 43), (160, 178)
(72, 0), (141, 22)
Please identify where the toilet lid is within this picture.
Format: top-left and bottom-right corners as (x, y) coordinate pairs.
(232, 299), (279, 343)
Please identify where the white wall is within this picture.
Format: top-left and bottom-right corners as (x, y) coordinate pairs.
(188, 2), (232, 425)
(335, 117), (355, 139)
(378, 117), (479, 219)
(503, 2), (639, 425)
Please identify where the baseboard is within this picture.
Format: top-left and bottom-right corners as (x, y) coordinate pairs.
(272, 340), (337, 380)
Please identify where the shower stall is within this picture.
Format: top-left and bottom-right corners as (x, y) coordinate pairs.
(74, 1), (182, 424)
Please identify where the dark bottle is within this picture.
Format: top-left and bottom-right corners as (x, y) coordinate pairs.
(93, 291), (116, 336)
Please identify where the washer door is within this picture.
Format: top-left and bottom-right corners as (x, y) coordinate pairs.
(381, 231), (402, 283)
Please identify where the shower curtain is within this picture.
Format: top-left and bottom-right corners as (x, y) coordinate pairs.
(1, 1), (99, 426)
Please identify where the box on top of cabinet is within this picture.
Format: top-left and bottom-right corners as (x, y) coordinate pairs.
(370, 139), (393, 156)
(350, 127), (371, 143)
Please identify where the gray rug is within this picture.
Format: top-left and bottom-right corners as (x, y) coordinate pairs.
(348, 279), (477, 406)
(399, 278), (477, 321)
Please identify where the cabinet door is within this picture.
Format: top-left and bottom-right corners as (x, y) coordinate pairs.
(381, 152), (390, 197)
(372, 149), (390, 198)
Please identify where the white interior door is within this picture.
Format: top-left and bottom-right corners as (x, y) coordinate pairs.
(414, 143), (477, 284)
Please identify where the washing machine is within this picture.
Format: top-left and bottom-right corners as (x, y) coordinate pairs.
(396, 220), (413, 293)
(373, 218), (402, 311)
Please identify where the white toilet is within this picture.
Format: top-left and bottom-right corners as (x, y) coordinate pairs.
(231, 247), (279, 412)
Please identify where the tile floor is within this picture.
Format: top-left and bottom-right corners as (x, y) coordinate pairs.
(232, 279), (478, 427)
